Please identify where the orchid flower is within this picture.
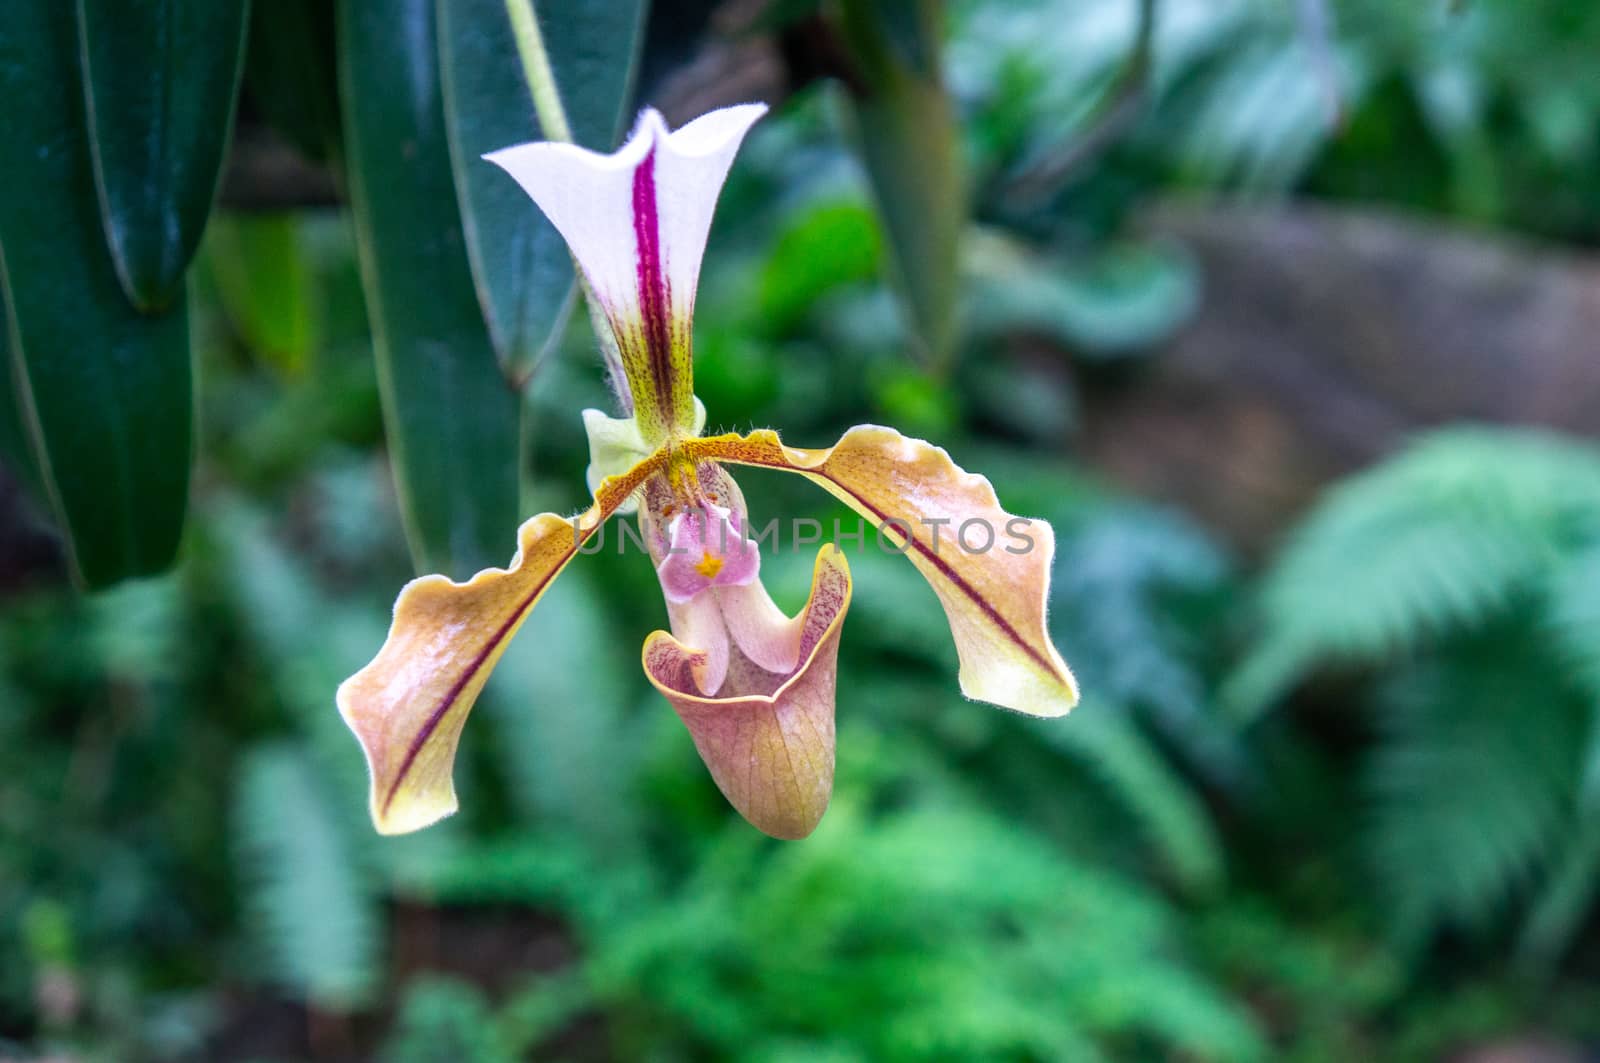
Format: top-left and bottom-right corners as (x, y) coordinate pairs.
(337, 104), (1078, 840)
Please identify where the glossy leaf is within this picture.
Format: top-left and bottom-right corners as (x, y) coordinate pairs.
(437, 0), (648, 371)
(340, 0), (524, 580)
(76, 0), (251, 310)
(835, 0), (964, 369)
(0, 4), (193, 588)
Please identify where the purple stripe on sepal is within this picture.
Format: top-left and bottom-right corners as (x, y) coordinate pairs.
(838, 491), (1060, 680)
(631, 147), (677, 428)
(380, 562), (565, 816)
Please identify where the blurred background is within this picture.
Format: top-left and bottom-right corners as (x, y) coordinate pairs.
(5, 0), (1600, 1059)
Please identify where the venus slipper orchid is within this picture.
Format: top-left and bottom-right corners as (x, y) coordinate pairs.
(337, 104), (1078, 840)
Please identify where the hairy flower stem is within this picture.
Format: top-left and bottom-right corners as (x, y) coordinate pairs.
(502, 0), (632, 410)
(505, 0), (572, 142)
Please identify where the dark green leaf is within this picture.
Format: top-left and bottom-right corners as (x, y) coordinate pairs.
(243, 0), (342, 165)
(0, 294), (42, 501)
(76, 0), (250, 310)
(340, 0), (523, 579)
(437, 0), (647, 371)
(835, 0), (963, 369)
(0, 4), (193, 588)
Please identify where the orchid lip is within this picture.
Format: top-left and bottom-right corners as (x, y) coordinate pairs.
(644, 545), (853, 839)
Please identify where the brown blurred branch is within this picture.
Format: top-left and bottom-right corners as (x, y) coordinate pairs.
(649, 1), (851, 124)
(219, 124), (341, 210)
(1076, 204), (1600, 554)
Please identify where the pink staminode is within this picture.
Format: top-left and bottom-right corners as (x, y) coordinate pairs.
(657, 504), (761, 603)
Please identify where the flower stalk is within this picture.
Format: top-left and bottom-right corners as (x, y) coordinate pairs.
(501, 0), (631, 407)
(504, 0), (573, 143)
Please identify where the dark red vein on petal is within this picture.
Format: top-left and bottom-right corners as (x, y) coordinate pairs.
(632, 147), (675, 429)
(379, 552), (574, 816)
(378, 453), (669, 817)
(833, 486), (1060, 678)
(707, 447), (1062, 680)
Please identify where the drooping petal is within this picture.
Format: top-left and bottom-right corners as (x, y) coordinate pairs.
(644, 545), (853, 839)
(337, 451), (665, 834)
(484, 104), (767, 442)
(689, 426), (1078, 717)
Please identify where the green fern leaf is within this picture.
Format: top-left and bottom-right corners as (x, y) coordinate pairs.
(1544, 542), (1600, 709)
(383, 977), (513, 1063)
(1051, 505), (1246, 787)
(1517, 806), (1600, 970)
(1043, 703), (1225, 896)
(233, 742), (380, 1008)
(1365, 635), (1587, 944)
(1229, 429), (1600, 719)
(576, 805), (1264, 1061)
(481, 567), (639, 846)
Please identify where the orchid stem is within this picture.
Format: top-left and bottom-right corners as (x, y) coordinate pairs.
(505, 0), (573, 143)
(502, 0), (634, 411)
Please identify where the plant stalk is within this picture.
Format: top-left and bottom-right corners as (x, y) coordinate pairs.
(505, 0), (573, 143)
(502, 0), (632, 410)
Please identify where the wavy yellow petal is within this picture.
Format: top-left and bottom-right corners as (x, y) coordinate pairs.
(689, 426), (1078, 717)
(337, 453), (665, 835)
(644, 546), (852, 840)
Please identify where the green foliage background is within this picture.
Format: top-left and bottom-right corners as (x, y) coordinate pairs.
(5, 0), (1600, 1060)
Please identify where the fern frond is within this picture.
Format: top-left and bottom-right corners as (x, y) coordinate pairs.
(205, 497), (389, 811)
(579, 805), (1263, 1061)
(1517, 805), (1600, 971)
(496, 971), (594, 1060)
(233, 742), (380, 1008)
(1543, 542), (1600, 709)
(383, 977), (513, 1063)
(1364, 636), (1587, 945)
(480, 567), (640, 847)
(85, 575), (188, 684)
(1229, 429), (1600, 719)
(1042, 703), (1224, 896)
(1052, 504), (1246, 786)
